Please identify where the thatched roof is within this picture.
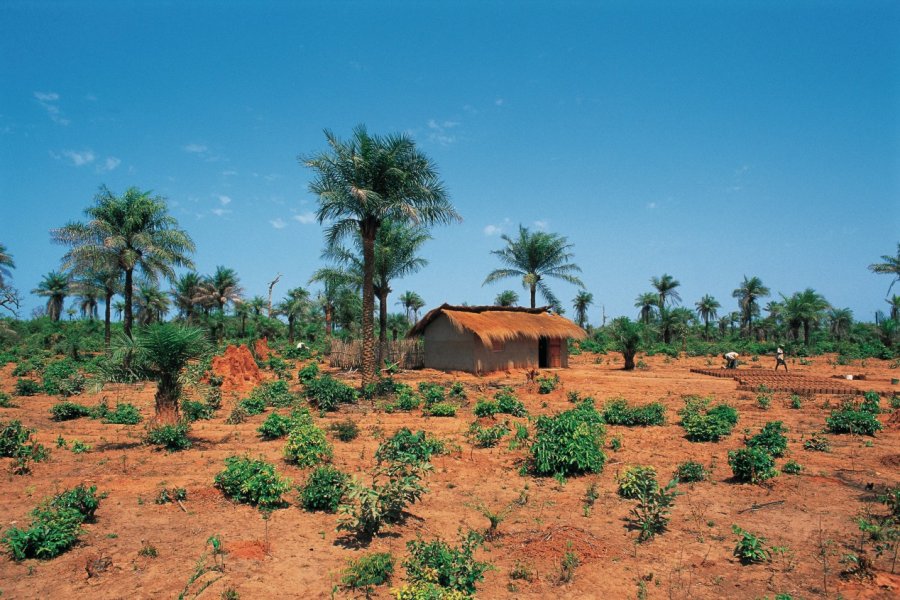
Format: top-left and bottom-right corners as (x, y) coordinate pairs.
(407, 304), (587, 345)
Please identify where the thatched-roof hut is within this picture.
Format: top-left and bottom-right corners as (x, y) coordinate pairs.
(407, 304), (587, 373)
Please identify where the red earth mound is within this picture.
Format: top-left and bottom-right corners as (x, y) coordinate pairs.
(210, 344), (264, 395)
(254, 337), (272, 362)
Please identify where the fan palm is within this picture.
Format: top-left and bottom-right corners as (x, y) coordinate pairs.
(694, 294), (720, 340)
(33, 271), (70, 322)
(634, 292), (658, 324)
(494, 290), (519, 307)
(869, 243), (900, 295)
(170, 272), (203, 322)
(651, 273), (681, 308)
(194, 266), (243, 340)
(886, 295), (900, 322)
(610, 317), (642, 370)
(309, 267), (354, 338)
(387, 312), (410, 340)
(135, 283), (170, 326)
(572, 291), (594, 329)
(732, 276), (770, 337)
(52, 186), (194, 339)
(781, 288), (829, 345)
(483, 224), (584, 309)
(278, 287), (311, 344)
(827, 307), (853, 341)
(397, 290), (425, 323)
(304, 125), (459, 385)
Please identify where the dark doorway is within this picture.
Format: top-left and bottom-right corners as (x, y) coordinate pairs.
(539, 337), (548, 368)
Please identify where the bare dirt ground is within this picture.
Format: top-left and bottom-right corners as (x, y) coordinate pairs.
(1, 351), (898, 599)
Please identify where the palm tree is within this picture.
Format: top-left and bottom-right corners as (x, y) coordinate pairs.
(572, 291), (593, 329)
(309, 267), (354, 338)
(886, 295), (900, 322)
(113, 300), (125, 321)
(694, 294), (721, 340)
(194, 266), (243, 340)
(484, 224), (584, 309)
(397, 290), (424, 323)
(278, 287), (310, 344)
(33, 271), (70, 322)
(782, 288), (829, 345)
(651, 273), (681, 309)
(610, 317), (642, 370)
(634, 292), (658, 324)
(170, 272), (203, 322)
(135, 283), (170, 325)
(76, 283), (100, 320)
(387, 312), (409, 340)
(869, 243), (900, 295)
(732, 276), (770, 337)
(409, 294), (426, 323)
(304, 125), (459, 386)
(494, 290), (519, 307)
(828, 307), (853, 341)
(0, 242), (14, 288)
(53, 186), (195, 339)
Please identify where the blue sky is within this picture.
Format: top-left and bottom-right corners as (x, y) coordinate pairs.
(1, 1), (898, 325)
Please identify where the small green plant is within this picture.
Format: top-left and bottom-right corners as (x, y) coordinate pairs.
(337, 462), (430, 540)
(214, 455), (291, 509)
(679, 396), (739, 442)
(1, 420), (49, 472)
(473, 400), (499, 418)
(467, 422), (509, 448)
(418, 382), (447, 406)
(298, 361), (319, 384)
(826, 400), (883, 436)
(509, 560), (534, 582)
(283, 416), (333, 467)
(628, 480), (679, 542)
(782, 460), (802, 475)
(530, 401), (606, 477)
(790, 395), (803, 409)
(618, 466), (658, 499)
(341, 552), (395, 596)
(299, 465), (350, 512)
(494, 387), (527, 416)
(804, 433), (831, 452)
(402, 530), (491, 595)
(601, 398), (665, 426)
(536, 374), (560, 394)
(448, 382), (466, 400)
(181, 400), (214, 422)
(50, 401), (93, 421)
(102, 402), (142, 425)
(375, 429), (444, 465)
(257, 413), (293, 440)
(70, 440), (91, 454)
(15, 378), (41, 396)
(728, 447), (777, 484)
(221, 587), (239, 600)
(146, 422), (191, 451)
(237, 395), (267, 416)
(674, 461), (708, 483)
(609, 435), (622, 451)
(330, 418), (360, 442)
(756, 394), (772, 409)
(582, 482), (599, 517)
(732, 525), (770, 564)
(225, 404), (248, 424)
(393, 385), (422, 411)
(138, 542), (158, 558)
(305, 374), (358, 411)
(746, 421), (788, 457)
(155, 487), (188, 504)
(0, 391), (14, 408)
(426, 402), (457, 417)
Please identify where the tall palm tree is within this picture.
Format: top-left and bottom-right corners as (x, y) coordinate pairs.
(886, 295), (900, 322)
(634, 292), (658, 324)
(732, 276), (770, 337)
(651, 273), (681, 309)
(694, 294), (721, 340)
(661, 307), (695, 345)
(304, 125), (459, 386)
(572, 291), (594, 329)
(494, 290), (519, 307)
(828, 307), (853, 341)
(33, 271), (70, 322)
(397, 290), (424, 323)
(170, 272), (203, 322)
(782, 288), (829, 345)
(52, 186), (195, 339)
(309, 267), (354, 338)
(868, 243), (900, 295)
(194, 266), (243, 340)
(76, 283), (100, 320)
(387, 312), (409, 340)
(0, 242), (14, 288)
(135, 283), (170, 325)
(113, 300), (125, 321)
(483, 224), (584, 309)
(278, 287), (310, 344)
(248, 296), (267, 319)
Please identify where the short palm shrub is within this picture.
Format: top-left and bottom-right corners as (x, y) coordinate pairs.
(732, 525), (770, 564)
(679, 396), (738, 442)
(15, 378), (41, 396)
(618, 466), (658, 499)
(601, 398), (666, 426)
(214, 455), (291, 509)
(674, 461), (708, 483)
(102, 402), (142, 425)
(50, 401), (93, 421)
(529, 401), (606, 477)
(826, 400), (883, 436)
(728, 447), (777, 484)
(375, 429), (444, 465)
(341, 552), (395, 596)
(299, 466), (350, 512)
(402, 531), (491, 596)
(257, 413), (293, 440)
(146, 422), (191, 451)
(283, 417), (332, 466)
(746, 421), (788, 457)
(305, 374), (358, 411)
(628, 480), (679, 542)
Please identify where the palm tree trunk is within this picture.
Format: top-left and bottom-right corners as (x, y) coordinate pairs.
(104, 289), (113, 347)
(530, 285), (536, 308)
(288, 316), (295, 344)
(360, 220), (377, 387)
(155, 376), (180, 425)
(803, 320), (811, 345)
(378, 288), (389, 365)
(124, 268), (134, 339)
(324, 304), (333, 337)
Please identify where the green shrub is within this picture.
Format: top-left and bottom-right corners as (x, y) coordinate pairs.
(42, 359), (79, 396)
(214, 455), (291, 509)
(238, 395), (267, 416)
(746, 421), (789, 457)
(427, 402), (457, 417)
(253, 379), (296, 408)
(0, 391), (13, 408)
(782, 460), (802, 475)
(618, 466), (658, 499)
(305, 374), (358, 411)
(529, 401), (606, 477)
(393, 385), (422, 411)
(862, 390), (881, 414)
(0, 420), (48, 469)
(674, 461), (708, 483)
(102, 402), (142, 425)
(803, 433), (830, 452)
(418, 382), (446, 406)
(536, 374), (559, 394)
(448, 382), (466, 400)
(728, 447), (777, 484)
(679, 397), (738, 442)
(70, 440), (91, 454)
(826, 401), (883, 436)
(375, 429), (444, 465)
(756, 394), (772, 409)
(342, 552), (395, 595)
(789, 395), (802, 409)
(337, 462), (429, 540)
(257, 413), (293, 440)
(467, 422), (509, 448)
(155, 487), (187, 504)
(283, 417), (332, 467)
(50, 484), (103, 521)
(50, 401), (93, 421)
(146, 422), (191, 451)
(732, 525), (770, 564)
(473, 400), (499, 418)
(330, 418), (360, 442)
(601, 398), (666, 426)
(628, 480), (679, 543)
(494, 388), (527, 416)
(181, 400), (214, 422)
(299, 465), (349, 512)
(402, 531), (490, 595)
(15, 378), (40, 396)
(225, 404), (249, 424)
(298, 361), (319, 384)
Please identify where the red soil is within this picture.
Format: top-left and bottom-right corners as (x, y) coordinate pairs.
(0, 352), (898, 599)
(254, 337), (272, 363)
(210, 344), (264, 395)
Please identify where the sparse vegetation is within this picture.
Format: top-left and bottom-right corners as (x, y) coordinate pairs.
(679, 396), (738, 442)
(214, 455), (291, 509)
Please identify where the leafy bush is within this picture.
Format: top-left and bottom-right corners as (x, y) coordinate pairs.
(238, 395), (267, 416)
(826, 400), (883, 436)
(618, 466), (658, 499)
(299, 465), (350, 512)
(402, 530), (490, 595)
(782, 460), (802, 474)
(427, 402), (457, 417)
(862, 390), (881, 414)
(50, 401), (93, 421)
(376, 429), (444, 465)
(51, 484), (103, 521)
(674, 461), (708, 483)
(42, 359), (79, 396)
(529, 401), (606, 477)
(390, 583), (467, 600)
(257, 413), (293, 440)
(330, 418), (359, 442)
(746, 421), (788, 457)
(803, 433), (830, 452)
(494, 388), (527, 416)
(679, 397), (738, 442)
(102, 402), (142, 425)
(146, 422), (191, 451)
(536, 374), (559, 394)
(253, 379), (296, 408)
(418, 382), (446, 406)
(305, 374), (358, 411)
(225, 404), (249, 424)
(473, 400), (499, 418)
(790, 395), (802, 409)
(756, 394), (772, 409)
(448, 382), (466, 400)
(728, 447), (777, 484)
(467, 422), (509, 448)
(601, 398), (666, 426)
(283, 417), (332, 467)
(298, 361), (319, 384)
(393, 385), (422, 411)
(0, 391), (13, 408)
(337, 463), (430, 540)
(155, 487), (187, 504)
(214, 455), (291, 509)
(15, 378), (40, 396)
(628, 480), (679, 543)
(181, 400), (214, 422)
(342, 552), (395, 595)
(0, 420), (48, 466)
(732, 525), (770, 564)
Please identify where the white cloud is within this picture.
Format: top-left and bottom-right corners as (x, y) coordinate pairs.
(34, 91), (69, 125)
(218, 195), (232, 206)
(427, 119), (460, 146)
(534, 220), (548, 230)
(293, 212), (316, 225)
(34, 92), (59, 102)
(211, 208), (231, 217)
(183, 143), (208, 154)
(53, 149), (95, 166)
(99, 156), (121, 172)
(484, 224), (502, 236)
(269, 217), (287, 229)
